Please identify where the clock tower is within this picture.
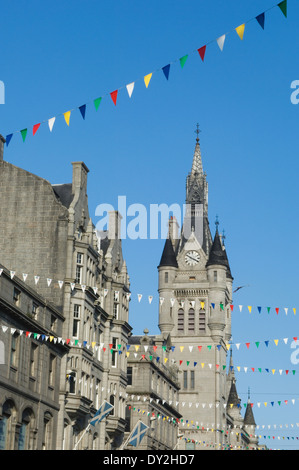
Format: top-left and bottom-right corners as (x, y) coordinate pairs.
(157, 129), (234, 449)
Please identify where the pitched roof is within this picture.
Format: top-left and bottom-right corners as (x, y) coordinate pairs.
(244, 400), (256, 426)
(158, 238), (178, 268)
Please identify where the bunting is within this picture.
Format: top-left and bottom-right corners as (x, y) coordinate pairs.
(4, 1), (289, 147)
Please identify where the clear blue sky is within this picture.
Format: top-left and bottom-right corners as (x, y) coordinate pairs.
(1, 0), (299, 449)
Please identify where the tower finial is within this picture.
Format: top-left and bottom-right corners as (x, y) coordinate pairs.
(215, 215), (219, 233)
(194, 123), (201, 143)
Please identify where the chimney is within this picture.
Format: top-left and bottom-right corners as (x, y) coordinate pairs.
(71, 161), (89, 196)
(108, 211), (122, 240)
(0, 135), (6, 162)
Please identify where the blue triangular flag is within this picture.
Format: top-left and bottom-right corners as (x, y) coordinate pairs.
(257, 306), (262, 314)
(211, 303), (215, 309)
(79, 104), (86, 120)
(162, 64), (170, 80)
(256, 12), (265, 29)
(6, 134), (13, 146)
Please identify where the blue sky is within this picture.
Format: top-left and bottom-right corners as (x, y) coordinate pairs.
(1, 0), (299, 449)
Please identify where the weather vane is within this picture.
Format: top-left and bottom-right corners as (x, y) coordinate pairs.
(195, 123), (201, 142)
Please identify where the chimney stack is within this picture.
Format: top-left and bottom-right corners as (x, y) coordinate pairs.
(0, 135), (6, 162)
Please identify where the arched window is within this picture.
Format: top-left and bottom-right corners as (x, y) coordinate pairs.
(0, 400), (16, 450)
(188, 308), (195, 333)
(177, 308), (184, 333)
(18, 408), (34, 450)
(42, 412), (53, 450)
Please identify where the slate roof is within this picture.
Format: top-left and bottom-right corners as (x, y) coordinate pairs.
(158, 238), (178, 268)
(52, 183), (74, 208)
(206, 229), (233, 279)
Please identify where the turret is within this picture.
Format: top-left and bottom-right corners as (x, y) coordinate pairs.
(158, 237), (178, 335)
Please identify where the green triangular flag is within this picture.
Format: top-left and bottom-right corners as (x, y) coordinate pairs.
(267, 307), (271, 314)
(186, 361), (190, 366)
(207, 345), (212, 350)
(179, 54), (188, 68)
(94, 97), (102, 111)
(223, 365), (226, 370)
(20, 128), (27, 142)
(220, 302), (224, 310)
(278, 401), (281, 406)
(162, 346), (166, 351)
(149, 355), (153, 361)
(255, 342), (260, 348)
(278, 0), (287, 17)
(258, 368), (262, 373)
(117, 344), (121, 349)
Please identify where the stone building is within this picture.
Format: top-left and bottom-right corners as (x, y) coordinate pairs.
(0, 263), (69, 449)
(124, 329), (181, 450)
(157, 132), (260, 450)
(0, 135), (131, 450)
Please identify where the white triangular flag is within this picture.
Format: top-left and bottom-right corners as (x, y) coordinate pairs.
(148, 295), (153, 304)
(138, 294), (142, 302)
(10, 270), (15, 279)
(93, 286), (98, 295)
(216, 34), (226, 51)
(48, 117), (56, 132)
(126, 82), (135, 98)
(22, 273), (28, 282)
(81, 284), (86, 292)
(58, 280), (63, 289)
(104, 289), (108, 297)
(34, 275), (40, 285)
(170, 298), (175, 307)
(47, 278), (52, 287)
(70, 282), (75, 290)
(159, 297), (164, 305)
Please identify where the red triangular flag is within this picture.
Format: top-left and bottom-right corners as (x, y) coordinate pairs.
(179, 360), (183, 365)
(33, 123), (40, 135)
(275, 307), (279, 314)
(198, 45), (206, 61)
(246, 342), (250, 349)
(198, 346), (202, 352)
(153, 345), (157, 351)
(110, 90), (118, 106)
(230, 305), (234, 311)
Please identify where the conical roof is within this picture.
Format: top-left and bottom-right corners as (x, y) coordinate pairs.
(158, 238), (178, 268)
(244, 400), (256, 426)
(206, 229), (233, 278)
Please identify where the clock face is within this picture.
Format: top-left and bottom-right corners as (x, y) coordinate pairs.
(185, 251), (200, 266)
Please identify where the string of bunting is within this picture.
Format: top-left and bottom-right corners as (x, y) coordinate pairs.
(0, 323), (296, 377)
(1, 267), (297, 317)
(4, 0), (288, 147)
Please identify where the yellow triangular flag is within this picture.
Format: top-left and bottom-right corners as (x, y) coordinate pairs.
(293, 308), (296, 315)
(248, 306), (252, 313)
(144, 73), (152, 88)
(274, 339), (279, 346)
(135, 345), (140, 351)
(272, 369), (276, 375)
(92, 342), (96, 348)
(126, 352), (130, 357)
(63, 111), (71, 126)
(236, 24), (245, 40)
(180, 346), (184, 352)
(164, 357), (168, 363)
(200, 301), (205, 309)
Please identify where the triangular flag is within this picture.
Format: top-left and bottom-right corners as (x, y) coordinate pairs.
(278, 0), (287, 17)
(5, 134), (13, 146)
(20, 129), (28, 142)
(276, 307), (279, 315)
(256, 12), (265, 29)
(48, 117), (56, 132)
(257, 306), (262, 314)
(144, 73), (152, 88)
(64, 111), (71, 126)
(235, 24), (245, 40)
(94, 97), (102, 110)
(33, 123), (40, 135)
(126, 82), (135, 98)
(162, 64), (170, 80)
(197, 45), (206, 61)
(110, 90), (118, 106)
(216, 35), (225, 51)
(79, 104), (86, 120)
(179, 55), (188, 68)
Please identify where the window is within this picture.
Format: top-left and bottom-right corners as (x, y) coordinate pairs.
(183, 370), (188, 389)
(199, 306), (206, 332)
(10, 333), (18, 367)
(48, 354), (55, 386)
(113, 303), (119, 320)
(214, 270), (217, 282)
(164, 272), (168, 283)
(127, 367), (133, 385)
(177, 309), (184, 333)
(188, 308), (195, 333)
(109, 395), (115, 416)
(72, 304), (81, 337)
(13, 288), (21, 306)
(125, 405), (131, 432)
(191, 370), (195, 389)
(32, 302), (39, 317)
(75, 253), (84, 284)
(111, 337), (117, 367)
(69, 372), (76, 394)
(30, 343), (38, 376)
